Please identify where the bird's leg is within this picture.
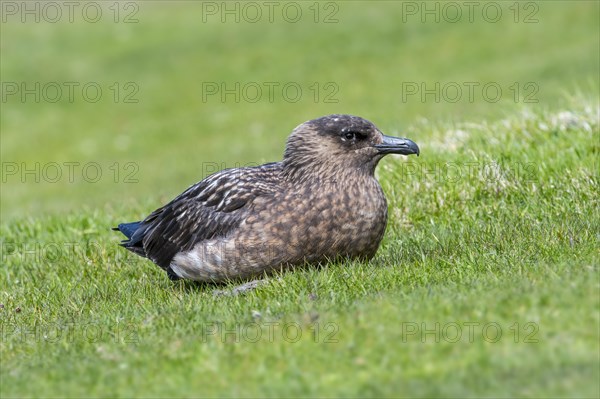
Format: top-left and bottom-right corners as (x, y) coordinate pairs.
(212, 279), (270, 297)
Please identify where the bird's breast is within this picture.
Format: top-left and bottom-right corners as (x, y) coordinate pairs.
(263, 176), (389, 261)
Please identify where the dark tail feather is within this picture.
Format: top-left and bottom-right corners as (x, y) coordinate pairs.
(112, 221), (181, 281)
(114, 221), (142, 240)
(113, 221), (146, 258)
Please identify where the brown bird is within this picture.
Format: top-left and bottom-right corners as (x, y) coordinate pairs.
(114, 115), (419, 282)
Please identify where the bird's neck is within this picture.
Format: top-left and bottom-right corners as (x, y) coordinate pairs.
(281, 159), (376, 187)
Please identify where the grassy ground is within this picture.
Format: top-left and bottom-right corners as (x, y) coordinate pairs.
(1, 1), (599, 398)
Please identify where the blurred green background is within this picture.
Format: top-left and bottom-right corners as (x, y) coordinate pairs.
(1, 2), (599, 397)
(2, 1), (598, 221)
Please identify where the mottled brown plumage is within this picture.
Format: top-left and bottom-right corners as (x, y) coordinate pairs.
(114, 115), (419, 282)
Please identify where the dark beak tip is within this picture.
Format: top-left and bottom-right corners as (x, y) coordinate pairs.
(377, 135), (420, 156)
(413, 143), (420, 157)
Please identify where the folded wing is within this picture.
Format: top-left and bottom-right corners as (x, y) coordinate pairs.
(117, 163), (281, 278)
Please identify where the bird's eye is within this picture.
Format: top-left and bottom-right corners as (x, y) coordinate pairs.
(343, 132), (356, 140)
(342, 131), (367, 141)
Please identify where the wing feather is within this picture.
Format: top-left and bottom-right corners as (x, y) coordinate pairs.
(122, 163), (281, 272)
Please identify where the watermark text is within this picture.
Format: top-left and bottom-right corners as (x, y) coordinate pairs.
(200, 1), (339, 23)
(200, 321), (339, 343)
(1, 1), (139, 23)
(1, 321), (139, 344)
(2, 162), (139, 184)
(201, 81), (339, 103)
(2, 82), (140, 104)
(400, 1), (539, 23)
(400, 321), (539, 343)
(401, 81), (539, 104)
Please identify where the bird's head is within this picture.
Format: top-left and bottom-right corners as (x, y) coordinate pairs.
(282, 114), (419, 181)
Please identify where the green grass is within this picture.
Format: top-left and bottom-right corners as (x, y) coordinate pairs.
(1, 2), (599, 398)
